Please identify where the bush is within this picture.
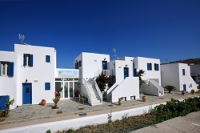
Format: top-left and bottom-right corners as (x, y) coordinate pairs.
(53, 97), (200, 133)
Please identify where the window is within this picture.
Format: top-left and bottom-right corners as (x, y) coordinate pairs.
(0, 62), (14, 77)
(182, 69), (185, 75)
(154, 63), (159, 71)
(147, 63), (152, 70)
(46, 55), (50, 63)
(45, 82), (50, 90)
(75, 62), (78, 69)
(102, 61), (107, 70)
(23, 54), (33, 67)
(79, 60), (81, 67)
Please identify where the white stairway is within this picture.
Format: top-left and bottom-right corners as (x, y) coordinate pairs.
(86, 81), (102, 106)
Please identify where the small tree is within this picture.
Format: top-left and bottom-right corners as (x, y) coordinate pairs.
(164, 85), (175, 93)
(96, 73), (115, 91)
(137, 69), (146, 88)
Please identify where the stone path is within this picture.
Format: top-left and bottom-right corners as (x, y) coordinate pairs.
(0, 91), (199, 130)
(131, 111), (200, 133)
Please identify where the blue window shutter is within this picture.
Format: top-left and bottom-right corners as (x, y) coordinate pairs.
(182, 69), (185, 75)
(134, 68), (137, 77)
(23, 54), (26, 66)
(8, 62), (14, 77)
(157, 64), (159, 70)
(46, 55), (50, 62)
(29, 54), (33, 67)
(0, 61), (1, 76)
(45, 83), (50, 90)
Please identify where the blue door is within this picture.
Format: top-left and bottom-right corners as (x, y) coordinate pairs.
(0, 96), (8, 110)
(22, 83), (32, 104)
(124, 67), (129, 79)
(183, 84), (186, 91)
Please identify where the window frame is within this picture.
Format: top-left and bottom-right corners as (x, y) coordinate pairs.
(23, 54), (33, 67)
(182, 69), (185, 75)
(147, 63), (152, 70)
(46, 55), (50, 63)
(45, 82), (51, 90)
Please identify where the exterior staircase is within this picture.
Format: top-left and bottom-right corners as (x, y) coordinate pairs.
(85, 80), (102, 106)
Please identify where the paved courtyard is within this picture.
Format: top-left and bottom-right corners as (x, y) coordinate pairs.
(0, 91), (199, 130)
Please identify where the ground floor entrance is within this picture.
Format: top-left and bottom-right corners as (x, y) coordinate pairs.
(22, 83), (32, 104)
(55, 78), (80, 99)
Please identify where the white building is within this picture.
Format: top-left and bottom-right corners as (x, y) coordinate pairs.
(74, 52), (164, 104)
(161, 63), (198, 92)
(0, 44), (56, 109)
(0, 43), (165, 110)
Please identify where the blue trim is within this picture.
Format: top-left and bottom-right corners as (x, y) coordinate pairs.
(22, 83), (32, 104)
(79, 60), (81, 67)
(182, 69), (185, 75)
(0, 96), (9, 110)
(183, 84), (186, 91)
(45, 83), (50, 90)
(154, 63), (159, 71)
(29, 54), (33, 67)
(147, 63), (152, 70)
(0, 61), (1, 76)
(134, 68), (137, 77)
(102, 61), (107, 70)
(124, 67), (129, 79)
(8, 62), (14, 77)
(46, 55), (50, 62)
(23, 54), (26, 66)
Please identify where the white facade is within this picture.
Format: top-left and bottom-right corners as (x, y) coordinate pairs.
(161, 63), (198, 92)
(0, 44), (56, 109)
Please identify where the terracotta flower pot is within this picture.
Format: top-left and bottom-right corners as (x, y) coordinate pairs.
(118, 98), (123, 105)
(41, 99), (46, 106)
(191, 90), (195, 94)
(181, 90), (185, 95)
(142, 96), (146, 102)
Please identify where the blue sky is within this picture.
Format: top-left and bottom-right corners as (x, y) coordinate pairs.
(0, 0), (200, 68)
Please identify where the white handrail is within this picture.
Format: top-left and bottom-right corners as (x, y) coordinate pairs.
(93, 78), (103, 102)
(83, 78), (91, 105)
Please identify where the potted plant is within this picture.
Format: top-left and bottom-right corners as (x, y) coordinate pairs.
(40, 99), (46, 106)
(52, 97), (60, 109)
(164, 85), (175, 93)
(4, 96), (15, 117)
(191, 89), (195, 94)
(142, 95), (146, 102)
(118, 98), (123, 105)
(181, 90), (185, 95)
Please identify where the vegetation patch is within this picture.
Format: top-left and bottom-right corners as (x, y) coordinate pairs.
(47, 97), (200, 133)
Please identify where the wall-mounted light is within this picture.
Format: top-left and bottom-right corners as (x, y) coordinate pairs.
(25, 79), (28, 83)
(125, 65), (128, 67)
(104, 58), (106, 61)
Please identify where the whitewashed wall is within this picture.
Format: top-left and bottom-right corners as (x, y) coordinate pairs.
(161, 63), (180, 90)
(114, 60), (133, 84)
(161, 63), (197, 92)
(14, 44), (56, 106)
(80, 52), (110, 80)
(134, 57), (161, 85)
(0, 51), (17, 109)
(112, 77), (139, 102)
(178, 63), (197, 92)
